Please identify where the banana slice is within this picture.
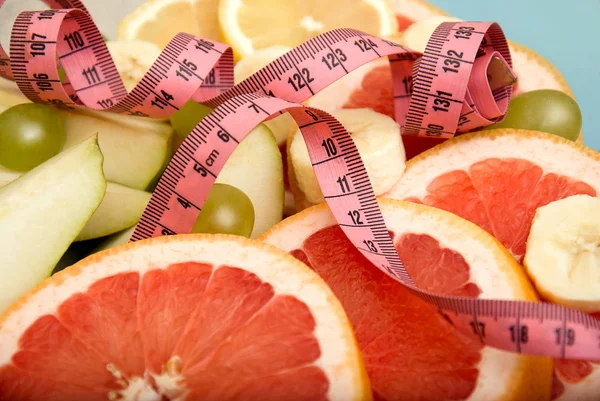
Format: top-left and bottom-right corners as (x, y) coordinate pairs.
(289, 108), (406, 205)
(234, 46), (293, 146)
(106, 39), (162, 92)
(398, 16), (462, 53)
(524, 194), (600, 312)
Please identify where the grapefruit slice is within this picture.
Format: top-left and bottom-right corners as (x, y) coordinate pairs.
(0, 235), (370, 401)
(259, 198), (553, 401)
(384, 129), (599, 262)
(384, 130), (600, 401)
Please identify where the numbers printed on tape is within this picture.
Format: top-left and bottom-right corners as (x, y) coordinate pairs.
(0, 0), (599, 362)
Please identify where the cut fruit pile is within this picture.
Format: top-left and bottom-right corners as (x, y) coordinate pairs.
(259, 198), (553, 401)
(383, 128), (600, 401)
(384, 129), (599, 262)
(0, 235), (370, 400)
(0, 0), (599, 400)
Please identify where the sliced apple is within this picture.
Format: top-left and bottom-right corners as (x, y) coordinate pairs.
(217, 124), (284, 238)
(0, 135), (106, 314)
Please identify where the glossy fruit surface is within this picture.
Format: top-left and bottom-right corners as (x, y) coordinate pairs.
(0, 103), (67, 171)
(487, 89), (582, 141)
(192, 183), (255, 237)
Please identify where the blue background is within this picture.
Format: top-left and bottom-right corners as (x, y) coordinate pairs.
(427, 0), (599, 150)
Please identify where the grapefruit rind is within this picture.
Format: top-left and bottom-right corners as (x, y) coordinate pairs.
(508, 42), (583, 144)
(259, 198), (553, 401)
(385, 129), (600, 202)
(262, 199), (538, 301)
(0, 234), (371, 401)
(509, 42), (574, 99)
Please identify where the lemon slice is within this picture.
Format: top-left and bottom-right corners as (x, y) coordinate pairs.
(117, 0), (222, 50)
(219, 0), (398, 58)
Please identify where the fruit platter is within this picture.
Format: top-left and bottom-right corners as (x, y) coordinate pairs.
(0, 0), (598, 400)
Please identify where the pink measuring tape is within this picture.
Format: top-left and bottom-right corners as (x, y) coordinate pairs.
(1, 0), (598, 361)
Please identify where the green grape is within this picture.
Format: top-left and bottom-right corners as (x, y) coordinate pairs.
(0, 103), (67, 171)
(169, 100), (213, 138)
(192, 183), (255, 237)
(486, 89), (582, 141)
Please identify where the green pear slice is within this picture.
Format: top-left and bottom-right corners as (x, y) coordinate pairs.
(0, 136), (106, 314)
(75, 182), (150, 241)
(217, 124), (284, 238)
(95, 124), (284, 245)
(0, 81), (173, 191)
(56, 107), (173, 190)
(0, 171), (151, 241)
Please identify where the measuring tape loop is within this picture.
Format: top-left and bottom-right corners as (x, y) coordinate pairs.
(1, 0), (599, 361)
(6, 4), (233, 117)
(135, 88), (600, 361)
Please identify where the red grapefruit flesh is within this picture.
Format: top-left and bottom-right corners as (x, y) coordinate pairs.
(385, 130), (600, 400)
(395, 14), (414, 31)
(291, 226), (482, 400)
(260, 199), (553, 401)
(551, 313), (600, 401)
(0, 235), (370, 401)
(385, 130), (600, 263)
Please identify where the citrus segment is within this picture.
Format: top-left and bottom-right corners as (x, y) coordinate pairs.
(290, 225), (484, 400)
(342, 65), (394, 118)
(0, 235), (369, 401)
(137, 262), (212, 375)
(395, 15), (414, 31)
(551, 313), (600, 400)
(385, 130), (600, 262)
(260, 199), (552, 401)
(424, 159), (596, 261)
(556, 359), (595, 384)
